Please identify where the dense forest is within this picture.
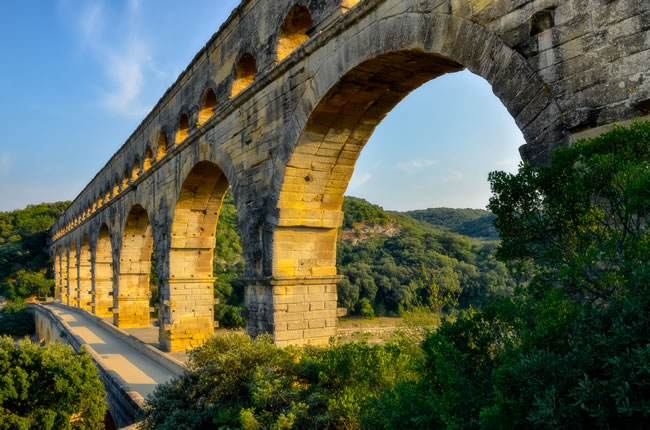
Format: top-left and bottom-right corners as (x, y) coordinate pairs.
(0, 202), (68, 300)
(337, 197), (513, 316)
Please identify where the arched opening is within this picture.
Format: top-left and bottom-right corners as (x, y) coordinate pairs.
(231, 54), (257, 97)
(176, 114), (190, 144)
(143, 146), (153, 171)
(131, 158), (141, 180)
(78, 234), (92, 311)
(46, 327), (51, 343)
(113, 178), (120, 197)
(67, 241), (78, 307)
(276, 52), (464, 277)
(116, 205), (154, 328)
(54, 250), (61, 301)
(157, 132), (169, 160)
(198, 88), (217, 126)
(269, 35), (555, 345)
(164, 161), (230, 351)
(94, 224), (114, 317)
(122, 168), (130, 189)
(277, 5), (312, 62)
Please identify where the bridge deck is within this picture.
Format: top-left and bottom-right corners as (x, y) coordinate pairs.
(44, 303), (177, 399)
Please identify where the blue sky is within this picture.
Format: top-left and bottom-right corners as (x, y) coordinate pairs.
(0, 0), (523, 212)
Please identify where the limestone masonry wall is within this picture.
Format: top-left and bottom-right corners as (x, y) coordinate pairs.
(49, 0), (649, 350)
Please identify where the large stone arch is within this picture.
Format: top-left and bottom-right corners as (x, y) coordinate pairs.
(60, 246), (68, 305)
(94, 223), (114, 317)
(161, 160), (230, 351)
(115, 205), (154, 328)
(54, 248), (62, 301)
(79, 233), (92, 311)
(67, 241), (78, 307)
(261, 11), (567, 346)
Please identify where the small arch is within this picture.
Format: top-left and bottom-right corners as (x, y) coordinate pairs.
(113, 177), (120, 196)
(122, 167), (130, 189)
(176, 113), (190, 144)
(198, 88), (217, 126)
(277, 5), (312, 62)
(157, 132), (169, 160)
(131, 158), (141, 180)
(231, 53), (258, 97)
(143, 146), (153, 171)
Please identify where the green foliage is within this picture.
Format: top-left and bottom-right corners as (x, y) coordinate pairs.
(359, 298), (374, 319)
(213, 191), (246, 328)
(141, 333), (420, 430)
(489, 121), (650, 302)
(0, 336), (106, 429)
(0, 301), (34, 337)
(0, 202), (69, 300)
(406, 208), (498, 240)
(367, 121), (650, 428)
(337, 221), (515, 316)
(342, 197), (393, 228)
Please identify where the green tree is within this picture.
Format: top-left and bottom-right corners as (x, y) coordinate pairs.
(488, 121), (650, 301)
(0, 202), (69, 300)
(0, 301), (34, 337)
(364, 121), (650, 428)
(0, 336), (106, 429)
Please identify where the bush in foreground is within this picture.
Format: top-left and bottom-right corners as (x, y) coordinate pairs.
(0, 301), (34, 337)
(0, 337), (106, 429)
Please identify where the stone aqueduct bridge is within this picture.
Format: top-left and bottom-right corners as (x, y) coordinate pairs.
(49, 0), (649, 351)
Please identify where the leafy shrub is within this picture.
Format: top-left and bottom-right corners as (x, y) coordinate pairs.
(0, 300), (34, 337)
(141, 333), (420, 429)
(0, 336), (106, 429)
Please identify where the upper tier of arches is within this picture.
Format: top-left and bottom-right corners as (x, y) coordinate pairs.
(52, 0), (345, 241)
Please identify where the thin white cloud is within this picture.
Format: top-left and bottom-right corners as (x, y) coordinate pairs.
(396, 159), (437, 172)
(0, 154), (11, 175)
(65, 0), (159, 117)
(101, 42), (152, 117)
(79, 1), (104, 44)
(348, 172), (372, 189)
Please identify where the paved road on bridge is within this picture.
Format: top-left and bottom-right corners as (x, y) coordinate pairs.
(44, 303), (177, 399)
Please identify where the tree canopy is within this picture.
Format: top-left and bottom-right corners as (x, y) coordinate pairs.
(0, 336), (106, 429)
(0, 202), (69, 300)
